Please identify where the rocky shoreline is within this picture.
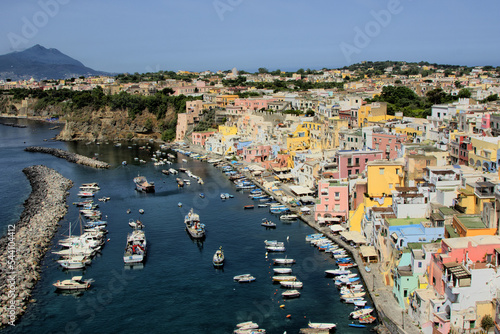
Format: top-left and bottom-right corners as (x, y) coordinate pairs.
(0, 165), (73, 327)
(25, 146), (110, 169)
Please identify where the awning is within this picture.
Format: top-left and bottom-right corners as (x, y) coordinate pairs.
(300, 196), (315, 203)
(330, 225), (345, 232)
(359, 245), (377, 258)
(248, 164), (266, 171)
(300, 207), (311, 212)
(340, 231), (367, 244)
(276, 173), (294, 180)
(289, 185), (314, 196)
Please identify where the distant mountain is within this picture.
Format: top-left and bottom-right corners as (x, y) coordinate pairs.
(0, 45), (111, 81)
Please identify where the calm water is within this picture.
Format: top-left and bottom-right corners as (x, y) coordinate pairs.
(0, 119), (375, 334)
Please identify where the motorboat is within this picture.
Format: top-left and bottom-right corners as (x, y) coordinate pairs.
(134, 176), (155, 192)
(57, 255), (90, 269)
(266, 245), (285, 252)
(350, 307), (374, 319)
(129, 219), (145, 229)
(325, 269), (352, 276)
(238, 275), (256, 283)
(184, 208), (205, 239)
(273, 258), (295, 265)
(279, 214), (298, 221)
(272, 275), (297, 282)
(280, 281), (302, 289)
(261, 219), (276, 228)
(123, 229), (147, 264)
(212, 246), (224, 267)
(79, 183), (100, 191)
(273, 268), (292, 274)
(282, 289), (301, 298)
(305, 233), (324, 242)
(233, 274), (253, 281)
(264, 240), (283, 247)
(53, 276), (93, 290)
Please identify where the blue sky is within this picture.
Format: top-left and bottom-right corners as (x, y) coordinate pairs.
(1, 0), (499, 74)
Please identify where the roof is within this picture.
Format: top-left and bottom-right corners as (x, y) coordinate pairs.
(455, 215), (486, 229)
(439, 207), (459, 216)
(386, 218), (428, 226)
(340, 231), (367, 244)
(359, 245), (377, 258)
(289, 185), (314, 196)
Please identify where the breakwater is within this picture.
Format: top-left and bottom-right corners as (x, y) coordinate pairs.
(24, 146), (110, 169)
(0, 165), (73, 327)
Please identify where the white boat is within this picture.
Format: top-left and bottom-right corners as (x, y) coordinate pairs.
(264, 240), (284, 247)
(282, 289), (301, 298)
(280, 214), (298, 221)
(53, 276), (93, 290)
(238, 275), (256, 283)
(343, 297), (365, 304)
(129, 219), (145, 229)
(325, 269), (352, 276)
(77, 191), (94, 197)
(233, 274), (252, 281)
(272, 275), (297, 282)
(273, 268), (292, 274)
(79, 183), (100, 191)
(266, 245), (285, 252)
(213, 246), (224, 267)
(350, 307), (374, 319)
(280, 280), (303, 288)
(57, 255), (90, 269)
(273, 258), (295, 265)
(308, 322), (336, 330)
(184, 208), (205, 239)
(305, 233), (323, 241)
(261, 219), (276, 228)
(123, 229), (147, 264)
(340, 292), (366, 300)
(235, 321), (259, 329)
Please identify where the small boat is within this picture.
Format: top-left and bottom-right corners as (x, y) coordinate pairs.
(134, 176), (155, 193)
(235, 321), (259, 329)
(129, 219), (145, 229)
(305, 233), (324, 241)
(350, 307), (374, 319)
(349, 323), (367, 328)
(282, 289), (301, 298)
(279, 214), (298, 221)
(57, 256), (89, 269)
(77, 191), (94, 197)
(139, 209), (144, 214)
(161, 169), (169, 175)
(261, 219), (276, 228)
(98, 196), (110, 202)
(127, 209), (131, 214)
(273, 268), (292, 274)
(199, 193), (205, 198)
(264, 240), (283, 246)
(213, 246), (224, 267)
(80, 183), (100, 191)
(53, 276), (93, 290)
(244, 205), (254, 210)
(280, 280), (302, 288)
(308, 322), (336, 330)
(184, 208), (205, 239)
(257, 204), (268, 208)
(238, 275), (256, 283)
(176, 178), (184, 187)
(233, 274), (252, 281)
(266, 245), (285, 252)
(123, 229), (147, 264)
(272, 275), (297, 282)
(273, 258), (295, 265)
(359, 315), (376, 324)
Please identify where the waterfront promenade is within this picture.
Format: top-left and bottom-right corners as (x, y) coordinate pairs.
(185, 143), (421, 334)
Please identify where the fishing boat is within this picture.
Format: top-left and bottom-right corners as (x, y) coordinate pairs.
(266, 245), (285, 252)
(184, 208), (205, 239)
(238, 275), (256, 283)
(53, 276), (93, 290)
(80, 183), (100, 191)
(261, 219), (276, 228)
(123, 229), (147, 264)
(308, 322), (336, 330)
(199, 193), (205, 198)
(282, 289), (301, 298)
(280, 280), (303, 288)
(129, 219), (145, 229)
(350, 307), (374, 319)
(343, 297), (366, 304)
(213, 246), (224, 267)
(134, 176), (155, 192)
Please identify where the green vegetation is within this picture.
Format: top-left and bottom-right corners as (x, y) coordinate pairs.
(481, 315), (494, 332)
(116, 71), (198, 83)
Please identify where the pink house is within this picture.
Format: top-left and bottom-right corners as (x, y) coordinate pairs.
(371, 133), (406, 160)
(336, 150), (383, 179)
(191, 131), (215, 147)
(242, 144), (271, 163)
(315, 180), (349, 224)
(234, 98), (277, 111)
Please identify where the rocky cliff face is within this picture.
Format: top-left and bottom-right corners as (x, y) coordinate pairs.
(57, 109), (162, 142)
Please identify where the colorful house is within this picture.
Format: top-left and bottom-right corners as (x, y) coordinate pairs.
(468, 136), (500, 172)
(191, 130), (216, 147)
(315, 179), (349, 224)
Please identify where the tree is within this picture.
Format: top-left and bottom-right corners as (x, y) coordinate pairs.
(258, 68), (268, 74)
(481, 314), (494, 332)
(454, 80), (462, 88)
(457, 88), (471, 99)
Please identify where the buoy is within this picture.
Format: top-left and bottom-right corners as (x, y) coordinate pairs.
(286, 314), (291, 318)
(280, 304), (285, 309)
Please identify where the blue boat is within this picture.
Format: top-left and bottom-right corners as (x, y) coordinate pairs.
(348, 323), (366, 328)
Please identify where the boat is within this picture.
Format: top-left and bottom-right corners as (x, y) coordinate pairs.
(77, 191), (94, 197)
(80, 183), (100, 191)
(233, 274), (252, 281)
(199, 193), (205, 198)
(161, 169), (169, 175)
(257, 204), (268, 208)
(57, 255), (90, 269)
(243, 205), (254, 209)
(273, 268), (292, 274)
(272, 275), (297, 282)
(343, 297), (366, 304)
(280, 280), (302, 288)
(279, 214), (298, 221)
(129, 219), (145, 229)
(282, 289), (301, 298)
(53, 276), (93, 290)
(184, 208), (205, 239)
(348, 323), (367, 328)
(359, 315), (376, 324)
(98, 196), (110, 202)
(176, 178), (184, 187)
(266, 245), (285, 252)
(178, 202), (182, 207)
(235, 321), (259, 329)
(365, 266), (371, 273)
(261, 219), (276, 228)
(350, 307), (374, 319)
(123, 229), (147, 264)
(305, 233), (324, 241)
(238, 275), (256, 283)
(213, 246), (224, 267)
(134, 176), (155, 192)
(264, 240), (283, 246)
(308, 322), (336, 330)
(127, 209), (131, 214)
(139, 209), (145, 214)
(273, 258), (295, 265)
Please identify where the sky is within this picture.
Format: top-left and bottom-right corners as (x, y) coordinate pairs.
(1, 0), (499, 74)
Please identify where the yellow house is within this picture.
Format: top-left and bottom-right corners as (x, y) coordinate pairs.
(216, 95), (239, 107)
(468, 136), (500, 171)
(357, 102), (387, 127)
(327, 117), (349, 148)
(456, 181), (496, 215)
(365, 160), (405, 206)
(218, 125), (238, 137)
(302, 121), (323, 151)
(394, 127), (423, 141)
(286, 124), (310, 152)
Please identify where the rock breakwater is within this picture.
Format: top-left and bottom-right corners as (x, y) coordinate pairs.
(0, 165), (73, 327)
(25, 146), (110, 168)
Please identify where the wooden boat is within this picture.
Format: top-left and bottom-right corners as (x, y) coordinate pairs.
(134, 176), (155, 192)
(123, 229), (147, 264)
(213, 246), (224, 267)
(359, 315), (376, 324)
(243, 205), (254, 209)
(53, 276), (93, 290)
(282, 289), (301, 298)
(184, 208), (205, 239)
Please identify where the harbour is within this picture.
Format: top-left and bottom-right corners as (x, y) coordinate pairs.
(0, 118), (376, 333)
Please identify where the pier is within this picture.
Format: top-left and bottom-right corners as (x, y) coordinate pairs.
(25, 146), (110, 169)
(0, 165), (73, 327)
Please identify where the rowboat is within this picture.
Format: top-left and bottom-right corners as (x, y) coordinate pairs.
(273, 268), (292, 274)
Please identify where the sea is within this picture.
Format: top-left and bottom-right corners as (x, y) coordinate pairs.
(0, 118), (375, 334)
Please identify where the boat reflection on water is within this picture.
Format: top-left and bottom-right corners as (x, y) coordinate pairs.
(124, 262), (144, 270)
(188, 233), (205, 252)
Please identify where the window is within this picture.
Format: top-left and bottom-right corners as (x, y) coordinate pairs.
(335, 204), (340, 211)
(418, 262), (422, 268)
(403, 290), (408, 297)
(379, 168), (385, 175)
